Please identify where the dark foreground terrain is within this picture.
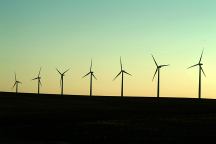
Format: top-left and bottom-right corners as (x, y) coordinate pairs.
(0, 92), (216, 143)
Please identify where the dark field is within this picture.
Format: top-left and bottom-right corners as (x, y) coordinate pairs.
(0, 92), (216, 143)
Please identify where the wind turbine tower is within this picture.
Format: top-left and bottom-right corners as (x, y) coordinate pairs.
(32, 68), (42, 94)
(152, 55), (169, 98)
(188, 50), (206, 99)
(113, 57), (132, 97)
(56, 68), (70, 96)
(83, 59), (97, 96)
(12, 73), (22, 94)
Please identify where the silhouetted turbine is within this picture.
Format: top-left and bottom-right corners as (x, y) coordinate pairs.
(56, 68), (70, 96)
(12, 73), (22, 94)
(32, 68), (42, 94)
(152, 55), (169, 98)
(113, 57), (132, 97)
(83, 59), (97, 96)
(188, 50), (206, 99)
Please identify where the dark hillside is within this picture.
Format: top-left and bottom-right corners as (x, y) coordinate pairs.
(0, 92), (215, 143)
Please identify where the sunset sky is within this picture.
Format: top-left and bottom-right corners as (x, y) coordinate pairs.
(0, 0), (216, 98)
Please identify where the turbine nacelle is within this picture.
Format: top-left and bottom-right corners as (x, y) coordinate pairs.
(16, 81), (22, 84)
(188, 50), (206, 77)
(83, 60), (97, 79)
(33, 76), (41, 80)
(13, 73), (22, 85)
(33, 67), (42, 79)
(117, 57), (132, 76)
(56, 68), (70, 77)
(152, 55), (169, 81)
(158, 65), (169, 69)
(32, 68), (42, 82)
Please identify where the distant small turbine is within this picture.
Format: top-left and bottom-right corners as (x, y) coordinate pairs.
(188, 50), (206, 99)
(56, 68), (70, 96)
(83, 59), (97, 96)
(12, 73), (22, 94)
(152, 55), (169, 98)
(32, 68), (42, 94)
(113, 57), (132, 97)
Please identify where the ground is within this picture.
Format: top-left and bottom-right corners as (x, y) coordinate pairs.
(0, 92), (216, 143)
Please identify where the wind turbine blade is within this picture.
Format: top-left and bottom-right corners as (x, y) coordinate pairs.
(124, 71), (132, 76)
(199, 50), (204, 63)
(90, 59), (92, 71)
(32, 77), (38, 80)
(38, 67), (42, 77)
(201, 67), (206, 77)
(63, 69), (70, 75)
(82, 72), (91, 78)
(161, 64), (169, 67)
(39, 80), (42, 86)
(12, 82), (16, 89)
(187, 64), (199, 69)
(152, 68), (158, 81)
(151, 55), (158, 67)
(56, 69), (61, 75)
(113, 71), (122, 81)
(14, 73), (17, 81)
(92, 74), (97, 80)
(120, 57), (122, 71)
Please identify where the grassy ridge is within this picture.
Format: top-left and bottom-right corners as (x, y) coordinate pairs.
(0, 92), (216, 143)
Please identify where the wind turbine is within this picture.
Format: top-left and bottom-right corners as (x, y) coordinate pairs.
(56, 68), (70, 95)
(188, 50), (206, 99)
(32, 68), (42, 94)
(113, 57), (132, 97)
(82, 59), (97, 96)
(12, 73), (22, 94)
(152, 55), (169, 98)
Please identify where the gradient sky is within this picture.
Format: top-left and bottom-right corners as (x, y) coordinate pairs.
(0, 0), (216, 98)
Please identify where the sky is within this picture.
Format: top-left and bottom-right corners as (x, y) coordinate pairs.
(0, 0), (216, 98)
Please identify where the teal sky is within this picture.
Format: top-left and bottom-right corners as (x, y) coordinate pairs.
(0, 0), (216, 98)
